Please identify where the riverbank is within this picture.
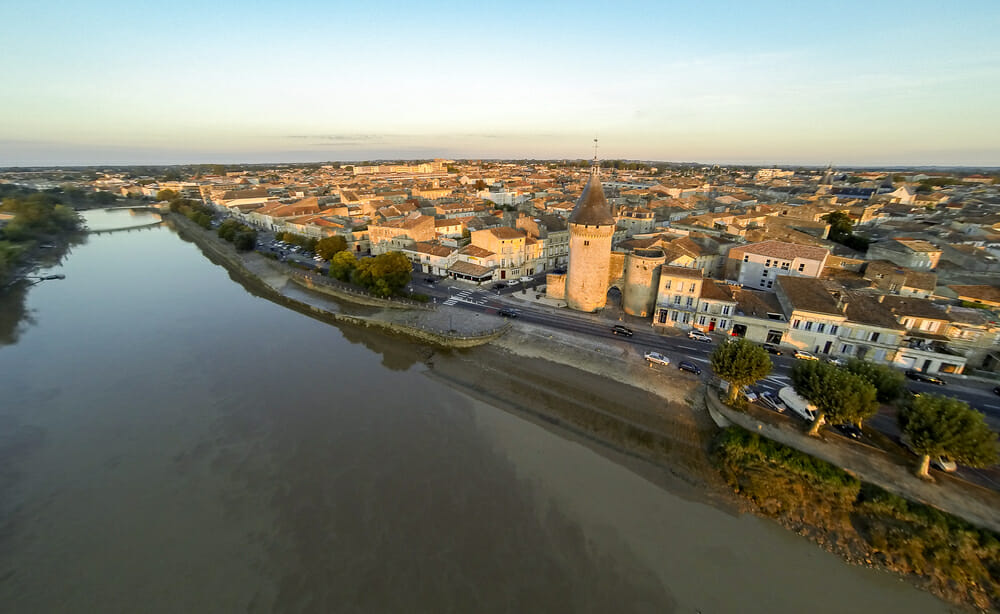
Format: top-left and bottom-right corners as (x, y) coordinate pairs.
(168, 211), (995, 612)
(167, 213), (508, 348)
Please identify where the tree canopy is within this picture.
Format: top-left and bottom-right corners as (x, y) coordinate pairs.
(845, 358), (906, 403)
(352, 251), (412, 297)
(791, 360), (879, 435)
(315, 235), (347, 261)
(710, 338), (772, 403)
(899, 394), (998, 478)
(329, 250), (357, 282)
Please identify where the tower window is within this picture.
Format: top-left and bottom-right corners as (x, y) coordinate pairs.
(584, 240), (590, 246)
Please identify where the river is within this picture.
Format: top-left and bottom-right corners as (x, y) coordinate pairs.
(0, 209), (952, 613)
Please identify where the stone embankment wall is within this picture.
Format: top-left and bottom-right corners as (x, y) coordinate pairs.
(166, 213), (506, 349)
(706, 389), (1000, 533)
(287, 272), (432, 311)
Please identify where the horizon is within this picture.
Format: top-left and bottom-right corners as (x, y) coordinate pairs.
(2, 0), (999, 167)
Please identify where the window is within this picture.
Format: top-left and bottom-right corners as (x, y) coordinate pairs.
(682, 313), (690, 323)
(759, 279), (767, 287)
(765, 259), (771, 268)
(689, 283), (696, 293)
(673, 295), (682, 305)
(722, 305), (731, 315)
(670, 310), (679, 321)
(743, 255), (749, 262)
(702, 303), (710, 312)
(664, 280), (672, 290)
(584, 240), (590, 246)
(658, 310), (668, 324)
(686, 297), (694, 307)
(869, 331), (880, 342)
(719, 319), (728, 329)
(798, 263), (805, 272)
(698, 316), (706, 325)
(830, 325), (839, 335)
(817, 323), (825, 333)
(780, 262), (790, 270)
(841, 344), (851, 353)
(792, 319), (801, 329)
(766, 280), (773, 288)
(804, 321), (813, 331)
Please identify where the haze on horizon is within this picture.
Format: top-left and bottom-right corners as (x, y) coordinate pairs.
(2, 0), (998, 168)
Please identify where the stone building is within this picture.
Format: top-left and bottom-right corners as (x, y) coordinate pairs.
(563, 170), (617, 312)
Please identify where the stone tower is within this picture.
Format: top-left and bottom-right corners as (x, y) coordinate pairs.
(565, 166), (616, 313)
(623, 248), (666, 317)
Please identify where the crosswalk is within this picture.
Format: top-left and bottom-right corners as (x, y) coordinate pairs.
(442, 288), (490, 307)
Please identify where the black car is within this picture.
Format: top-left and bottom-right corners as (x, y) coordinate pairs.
(762, 343), (782, 355)
(553, 266), (567, 274)
(492, 283), (506, 291)
(611, 325), (634, 337)
(424, 276), (437, 284)
(498, 308), (518, 318)
(678, 361), (702, 375)
(905, 370), (946, 386)
(833, 423), (863, 440)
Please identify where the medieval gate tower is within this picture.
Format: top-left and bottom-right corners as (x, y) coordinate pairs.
(564, 154), (616, 313)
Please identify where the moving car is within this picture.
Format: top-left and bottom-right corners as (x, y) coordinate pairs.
(611, 324), (634, 337)
(905, 370), (945, 386)
(688, 330), (712, 343)
(833, 423), (863, 440)
(424, 276), (437, 284)
(506, 279), (519, 286)
(793, 350), (819, 361)
(644, 351), (670, 366)
(497, 308), (518, 318)
(740, 386), (759, 403)
(678, 361), (702, 375)
(762, 343), (782, 355)
(827, 357), (849, 367)
(518, 276), (533, 283)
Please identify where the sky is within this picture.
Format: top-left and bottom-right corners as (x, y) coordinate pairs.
(1, 0), (999, 167)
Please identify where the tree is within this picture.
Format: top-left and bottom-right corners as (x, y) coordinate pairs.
(899, 394), (998, 478)
(822, 211), (854, 237)
(845, 358), (906, 403)
(233, 231), (256, 251)
(156, 189), (179, 202)
(709, 338), (772, 403)
(329, 250), (357, 281)
(315, 235), (347, 261)
(352, 251), (412, 297)
(791, 360), (879, 436)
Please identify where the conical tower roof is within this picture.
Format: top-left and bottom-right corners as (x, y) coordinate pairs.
(568, 170), (615, 226)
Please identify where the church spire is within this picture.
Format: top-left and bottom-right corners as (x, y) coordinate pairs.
(591, 138), (600, 176)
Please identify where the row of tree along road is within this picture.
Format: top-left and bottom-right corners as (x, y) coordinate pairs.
(709, 338), (998, 479)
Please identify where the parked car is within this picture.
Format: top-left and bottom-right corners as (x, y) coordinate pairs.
(497, 308), (518, 318)
(644, 351), (670, 366)
(740, 386), (759, 403)
(758, 391), (787, 413)
(793, 350), (819, 361)
(905, 370), (945, 386)
(762, 343), (782, 355)
(424, 276), (437, 284)
(492, 283), (506, 291)
(688, 330), (712, 343)
(827, 357), (849, 367)
(611, 324), (634, 337)
(901, 435), (957, 472)
(678, 361), (702, 375)
(518, 276), (533, 283)
(779, 386), (817, 422)
(506, 280), (519, 286)
(833, 423), (863, 440)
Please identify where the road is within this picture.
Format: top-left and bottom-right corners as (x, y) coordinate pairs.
(413, 272), (1000, 491)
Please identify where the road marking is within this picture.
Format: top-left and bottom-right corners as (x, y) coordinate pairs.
(983, 404), (1000, 411)
(676, 345), (700, 351)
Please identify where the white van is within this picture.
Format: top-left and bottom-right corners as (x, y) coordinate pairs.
(778, 386), (817, 422)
